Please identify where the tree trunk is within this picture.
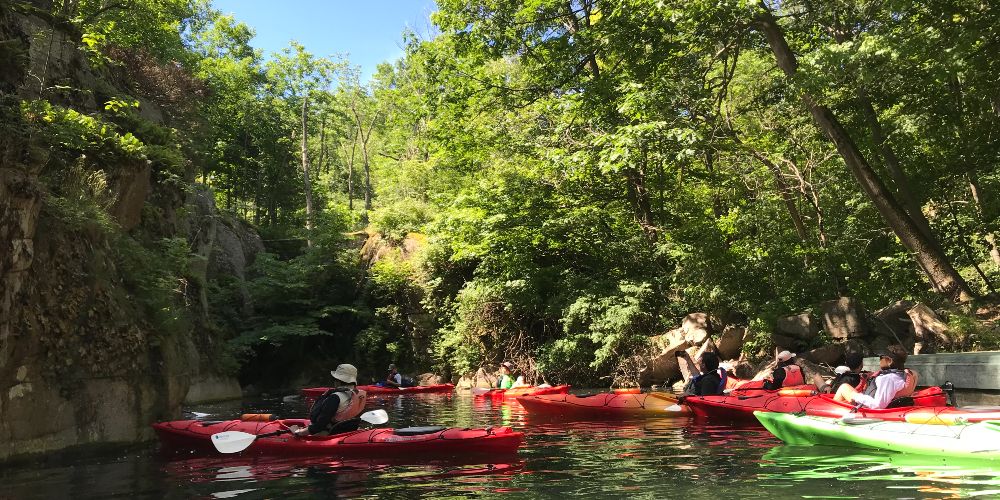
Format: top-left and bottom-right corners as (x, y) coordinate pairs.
(756, 8), (975, 303)
(362, 136), (371, 218)
(856, 90), (935, 241)
(348, 126), (357, 212)
(318, 113), (327, 175)
(301, 96), (314, 247)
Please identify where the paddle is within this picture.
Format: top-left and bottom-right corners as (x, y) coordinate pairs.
(211, 409), (389, 454)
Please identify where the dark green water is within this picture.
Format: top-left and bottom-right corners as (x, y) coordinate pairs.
(3, 391), (1000, 499)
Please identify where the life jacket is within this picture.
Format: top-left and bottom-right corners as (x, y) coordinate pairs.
(861, 369), (907, 399)
(775, 364), (804, 386)
(686, 368), (728, 396)
(830, 371), (863, 392)
(858, 368), (917, 398)
(309, 387), (366, 430)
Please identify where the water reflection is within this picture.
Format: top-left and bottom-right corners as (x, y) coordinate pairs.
(759, 445), (1000, 498)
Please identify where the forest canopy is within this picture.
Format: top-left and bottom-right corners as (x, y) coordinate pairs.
(21, 0), (1000, 384)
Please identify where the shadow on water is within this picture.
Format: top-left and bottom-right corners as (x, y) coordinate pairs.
(4, 390), (1000, 498)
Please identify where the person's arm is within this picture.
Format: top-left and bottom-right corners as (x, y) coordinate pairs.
(384, 373), (401, 388)
(763, 366), (786, 390)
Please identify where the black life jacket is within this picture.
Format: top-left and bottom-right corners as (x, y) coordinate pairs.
(830, 371), (862, 391)
(687, 368), (728, 396)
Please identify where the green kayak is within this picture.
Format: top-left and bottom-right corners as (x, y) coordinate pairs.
(754, 411), (1000, 461)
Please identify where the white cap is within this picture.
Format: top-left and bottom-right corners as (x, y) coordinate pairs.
(776, 351), (796, 362)
(834, 366), (850, 375)
(330, 364), (358, 384)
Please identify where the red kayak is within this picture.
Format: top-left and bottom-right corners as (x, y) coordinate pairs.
(471, 385), (571, 398)
(517, 391), (690, 418)
(302, 384), (455, 398)
(684, 386), (948, 422)
(153, 419), (522, 457)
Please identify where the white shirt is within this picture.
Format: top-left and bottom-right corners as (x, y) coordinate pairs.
(852, 372), (906, 409)
(390, 373), (401, 384)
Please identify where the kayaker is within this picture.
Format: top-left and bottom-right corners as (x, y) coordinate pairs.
(818, 352), (865, 393)
(833, 345), (908, 409)
(383, 364), (414, 388)
(290, 364), (363, 437)
(497, 362), (516, 389)
(511, 375), (531, 389)
(691, 351), (727, 396)
(762, 351), (804, 390)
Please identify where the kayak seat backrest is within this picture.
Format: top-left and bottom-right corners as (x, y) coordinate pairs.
(395, 426), (448, 436)
(886, 396), (914, 409)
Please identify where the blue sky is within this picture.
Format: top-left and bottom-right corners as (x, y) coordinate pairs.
(212, 0), (438, 81)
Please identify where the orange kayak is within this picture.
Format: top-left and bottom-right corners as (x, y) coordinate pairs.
(471, 385), (571, 398)
(516, 392), (690, 418)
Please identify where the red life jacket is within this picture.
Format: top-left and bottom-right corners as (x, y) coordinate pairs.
(780, 365), (804, 386)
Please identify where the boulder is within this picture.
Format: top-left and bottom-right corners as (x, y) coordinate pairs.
(728, 359), (756, 379)
(843, 339), (871, 357)
(871, 300), (916, 343)
(908, 303), (951, 354)
(821, 297), (867, 340)
(802, 343), (845, 367)
(678, 339), (718, 382)
(716, 326), (746, 360)
(867, 336), (894, 356)
(638, 335), (690, 386)
(417, 372), (444, 386)
(776, 312), (819, 340)
(770, 333), (800, 351)
(748, 357), (830, 386)
(456, 366), (498, 389)
(682, 313), (712, 345)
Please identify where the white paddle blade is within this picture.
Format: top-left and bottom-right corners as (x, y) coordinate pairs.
(360, 409), (389, 425)
(211, 431), (258, 454)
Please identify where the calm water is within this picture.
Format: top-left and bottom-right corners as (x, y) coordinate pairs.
(3, 391), (1000, 499)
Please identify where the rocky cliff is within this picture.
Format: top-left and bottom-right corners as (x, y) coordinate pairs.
(0, 3), (257, 462)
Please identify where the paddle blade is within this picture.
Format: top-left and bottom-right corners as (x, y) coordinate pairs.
(211, 431), (258, 454)
(360, 409), (389, 425)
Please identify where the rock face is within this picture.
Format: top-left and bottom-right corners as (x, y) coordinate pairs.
(188, 186), (264, 317)
(0, 10), (248, 461)
(821, 297), (867, 340)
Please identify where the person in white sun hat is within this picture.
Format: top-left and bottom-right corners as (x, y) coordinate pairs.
(762, 350), (804, 390)
(290, 364), (365, 437)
